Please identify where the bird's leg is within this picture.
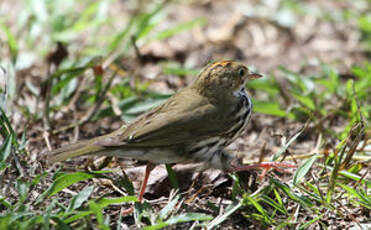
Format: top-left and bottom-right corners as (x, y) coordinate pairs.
(122, 163), (155, 215)
(230, 161), (296, 180)
(138, 163), (155, 203)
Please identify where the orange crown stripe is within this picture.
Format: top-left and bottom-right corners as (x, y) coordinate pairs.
(209, 60), (233, 69)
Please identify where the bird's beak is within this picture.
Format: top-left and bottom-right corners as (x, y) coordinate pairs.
(247, 73), (263, 80)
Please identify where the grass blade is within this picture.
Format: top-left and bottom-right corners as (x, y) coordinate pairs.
(293, 155), (317, 185)
(206, 200), (242, 230)
(159, 195), (180, 220)
(272, 122), (307, 161)
(165, 164), (179, 189)
(0, 22), (18, 62)
(65, 185), (95, 213)
(0, 134), (12, 164)
(253, 100), (290, 118)
(95, 196), (137, 208)
(152, 18), (206, 40)
(36, 171), (108, 203)
(144, 213), (212, 230)
(298, 214), (324, 230)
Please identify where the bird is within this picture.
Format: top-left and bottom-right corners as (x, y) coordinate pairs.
(47, 60), (295, 205)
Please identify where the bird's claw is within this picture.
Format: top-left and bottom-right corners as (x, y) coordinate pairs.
(230, 161), (297, 180)
(121, 207), (134, 215)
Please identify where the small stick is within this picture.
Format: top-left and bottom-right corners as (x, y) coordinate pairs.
(131, 35), (143, 63)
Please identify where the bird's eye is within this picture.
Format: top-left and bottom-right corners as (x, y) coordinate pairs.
(238, 68), (245, 77)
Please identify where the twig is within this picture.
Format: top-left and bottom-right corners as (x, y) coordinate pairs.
(107, 92), (123, 116)
(356, 129), (370, 152)
(73, 110), (80, 142)
(339, 82), (365, 169)
(106, 179), (128, 196)
(275, 77), (291, 106)
(131, 35), (143, 63)
(353, 168), (369, 188)
(43, 130), (52, 151)
(107, 63), (128, 78)
(62, 75), (88, 113)
(42, 66), (53, 130)
(80, 70), (117, 124)
(341, 122), (364, 169)
(12, 149), (25, 177)
(258, 143), (267, 163)
(310, 172), (325, 201)
(185, 185), (210, 204)
(284, 149), (298, 164)
(42, 42), (68, 130)
(52, 122), (81, 135)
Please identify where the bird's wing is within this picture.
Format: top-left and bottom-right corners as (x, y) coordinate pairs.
(97, 89), (235, 147)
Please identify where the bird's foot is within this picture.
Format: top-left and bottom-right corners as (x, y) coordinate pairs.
(121, 163), (155, 216)
(121, 206), (134, 215)
(230, 161), (296, 180)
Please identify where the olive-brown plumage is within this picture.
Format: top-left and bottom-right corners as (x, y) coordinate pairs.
(47, 60), (294, 204)
(49, 61), (258, 168)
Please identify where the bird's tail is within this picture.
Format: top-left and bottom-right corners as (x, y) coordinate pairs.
(47, 138), (106, 163)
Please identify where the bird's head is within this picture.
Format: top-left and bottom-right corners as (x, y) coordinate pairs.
(193, 60), (262, 103)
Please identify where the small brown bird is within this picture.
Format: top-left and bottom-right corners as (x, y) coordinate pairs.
(47, 60), (294, 203)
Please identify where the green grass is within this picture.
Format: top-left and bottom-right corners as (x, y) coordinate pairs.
(0, 0), (370, 229)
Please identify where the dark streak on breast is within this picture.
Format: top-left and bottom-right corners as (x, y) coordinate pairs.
(188, 146), (204, 154)
(206, 141), (219, 148)
(242, 108), (250, 120)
